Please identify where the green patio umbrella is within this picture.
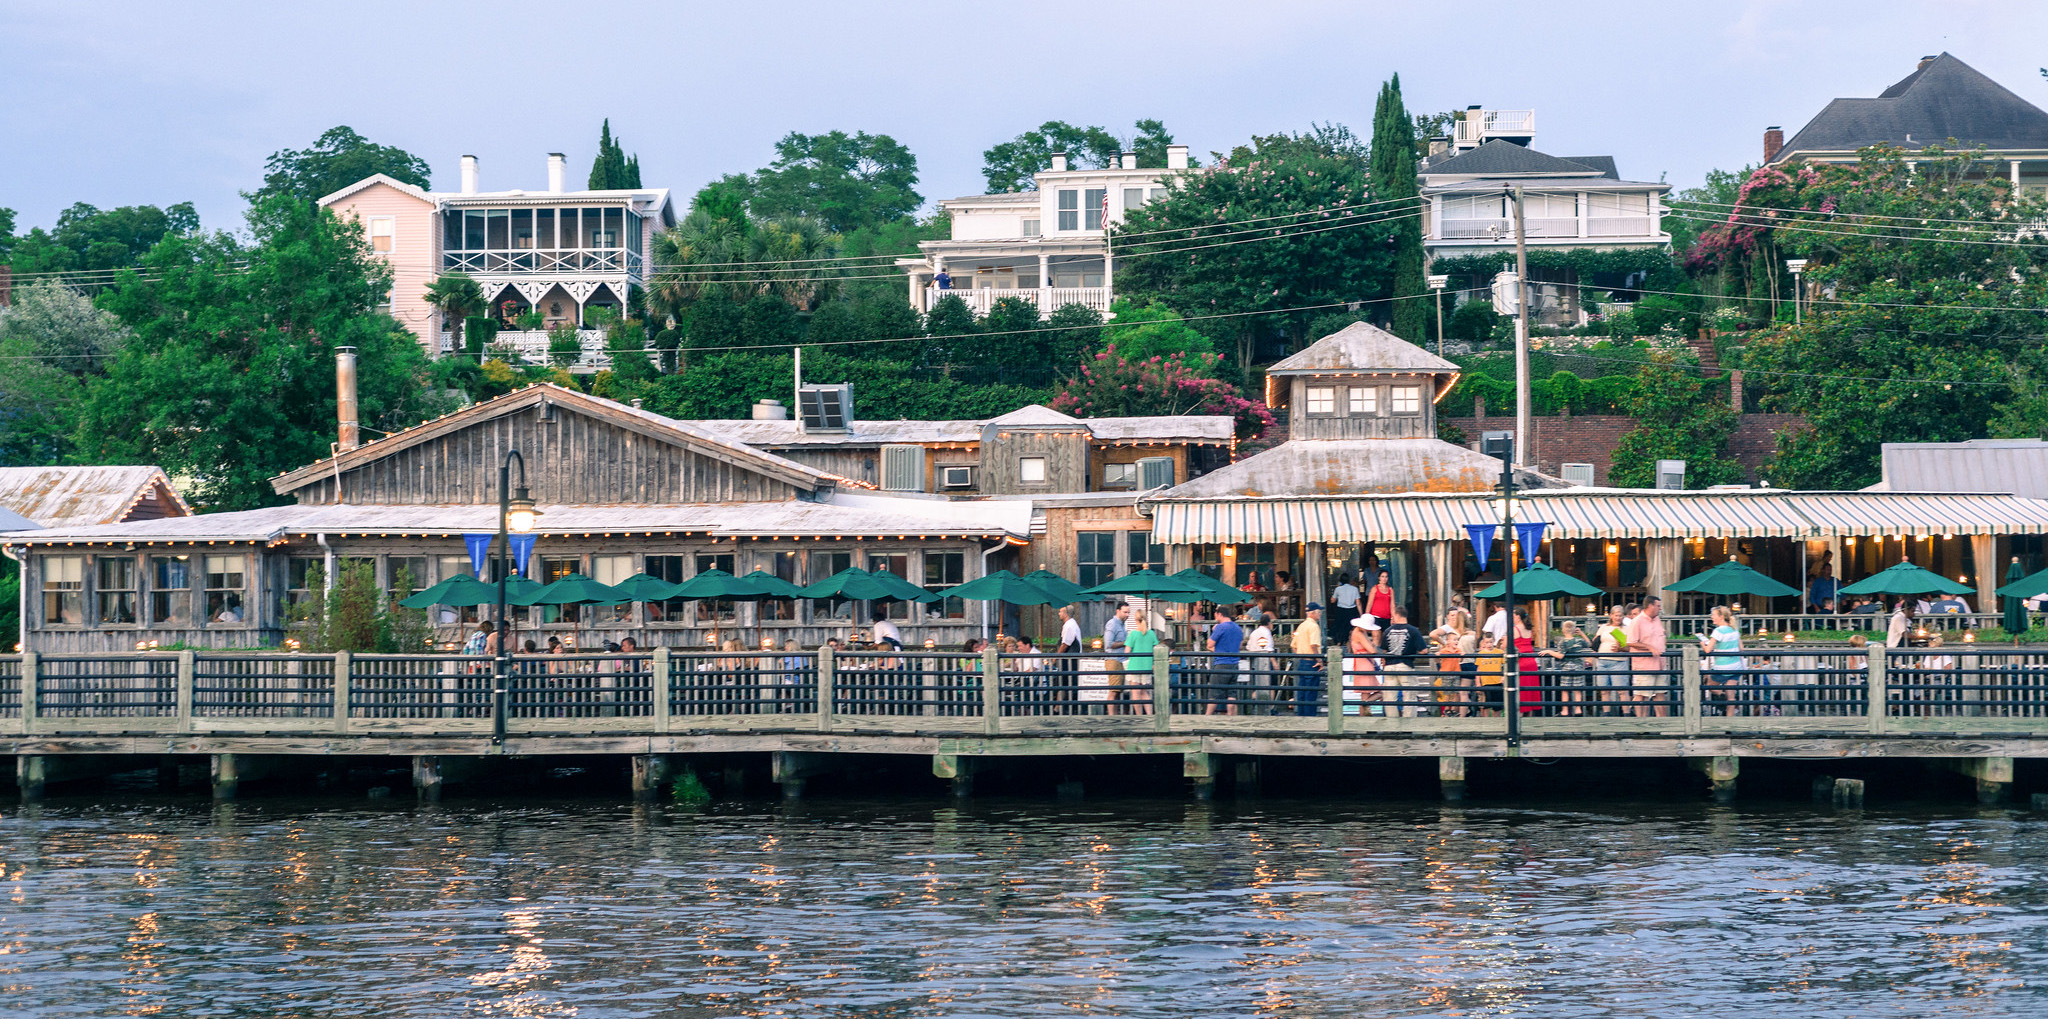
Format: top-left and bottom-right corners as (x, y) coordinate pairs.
(866, 568), (941, 603)
(398, 573), (500, 609)
(666, 568), (754, 600)
(799, 567), (938, 602)
(526, 573), (632, 606)
(609, 572), (683, 602)
(1999, 557), (2038, 634)
(1170, 568), (1254, 603)
(1837, 560), (1974, 598)
(941, 569), (1061, 605)
(1473, 562), (1605, 600)
(1081, 568), (1208, 602)
(731, 569), (806, 599)
(500, 575), (550, 606)
(1021, 569), (1090, 604)
(1660, 557), (1801, 598)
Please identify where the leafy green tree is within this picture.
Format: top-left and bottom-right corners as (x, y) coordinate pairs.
(741, 292), (801, 349)
(1043, 302), (1103, 366)
(1607, 351), (1744, 488)
(1114, 125), (1390, 372)
(981, 121), (1123, 192)
(255, 126), (431, 204)
(0, 206), (16, 263)
(1370, 76), (1428, 341)
(0, 279), (129, 464)
(1131, 119), (1191, 169)
(1097, 299), (1214, 363)
(743, 130), (921, 233)
(923, 293), (979, 352)
(1050, 349), (1273, 438)
(423, 272), (486, 352)
(7, 202), (199, 275)
(588, 119), (641, 189)
(79, 195), (452, 509)
(1412, 110), (1461, 151)
(1446, 298), (1499, 341)
(649, 184), (839, 321)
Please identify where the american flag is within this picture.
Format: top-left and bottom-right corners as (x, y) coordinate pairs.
(1102, 191), (1111, 232)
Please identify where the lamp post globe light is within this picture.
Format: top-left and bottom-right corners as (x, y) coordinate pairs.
(493, 450), (541, 744)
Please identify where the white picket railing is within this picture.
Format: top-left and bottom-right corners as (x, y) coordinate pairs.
(923, 286), (1111, 317)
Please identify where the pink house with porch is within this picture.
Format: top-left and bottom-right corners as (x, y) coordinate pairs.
(319, 153), (674, 366)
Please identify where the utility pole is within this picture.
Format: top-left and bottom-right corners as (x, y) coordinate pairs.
(1511, 186), (1532, 468)
(1428, 274), (1448, 356)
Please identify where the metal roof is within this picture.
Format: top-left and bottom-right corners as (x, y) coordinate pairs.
(0, 466), (189, 528)
(1777, 53), (2048, 160)
(1149, 439), (1530, 500)
(676, 408), (1233, 448)
(1266, 322), (1462, 376)
(1876, 439), (2048, 500)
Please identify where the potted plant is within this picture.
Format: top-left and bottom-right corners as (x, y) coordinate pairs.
(514, 309), (544, 331)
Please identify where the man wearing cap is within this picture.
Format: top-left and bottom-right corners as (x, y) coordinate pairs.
(1204, 606), (1244, 715)
(1291, 602), (1324, 716)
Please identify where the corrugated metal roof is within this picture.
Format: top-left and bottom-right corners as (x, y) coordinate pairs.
(1878, 440), (2048, 500)
(8, 491), (1034, 545)
(1266, 322), (1462, 376)
(1150, 439), (1524, 499)
(1146, 490), (2048, 544)
(678, 408), (1233, 448)
(0, 466), (188, 528)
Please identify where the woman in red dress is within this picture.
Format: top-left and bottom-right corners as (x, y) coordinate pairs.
(1365, 569), (1396, 626)
(1513, 610), (1542, 714)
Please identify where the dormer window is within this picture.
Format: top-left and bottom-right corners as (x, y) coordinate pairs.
(1304, 387), (1336, 415)
(1391, 386), (1423, 414)
(1348, 387), (1377, 414)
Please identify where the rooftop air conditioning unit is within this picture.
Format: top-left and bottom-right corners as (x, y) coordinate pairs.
(880, 444), (925, 491)
(1560, 463), (1596, 487)
(939, 465), (975, 490)
(1138, 456), (1176, 490)
(1656, 459), (1686, 491)
(797, 384), (853, 431)
(1481, 430), (1514, 464)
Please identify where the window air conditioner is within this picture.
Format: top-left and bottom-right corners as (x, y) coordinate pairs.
(1137, 456), (1176, 490)
(939, 465), (975, 489)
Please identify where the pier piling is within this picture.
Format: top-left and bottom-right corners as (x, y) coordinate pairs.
(1690, 756), (1739, 802)
(17, 755), (46, 802)
(211, 754), (239, 801)
(629, 755), (671, 802)
(1944, 757), (2012, 805)
(1184, 751), (1214, 800)
(1438, 756), (1467, 802)
(413, 756), (443, 803)
(932, 754), (972, 797)
(1832, 777), (1866, 808)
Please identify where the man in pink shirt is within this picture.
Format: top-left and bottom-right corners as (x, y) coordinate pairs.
(1625, 595), (1668, 717)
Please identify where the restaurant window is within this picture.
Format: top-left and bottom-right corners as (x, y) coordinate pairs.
(924, 551), (966, 620)
(1305, 387), (1336, 415)
(1126, 531), (1166, 574)
(1084, 188), (1106, 230)
(97, 556), (137, 625)
(1103, 462), (1138, 487)
(367, 216), (394, 254)
(811, 550), (853, 621)
(436, 555), (471, 626)
(42, 555), (84, 625)
(286, 556), (321, 610)
(1348, 387), (1378, 415)
(645, 555), (688, 622)
(1078, 531), (1117, 588)
(205, 554), (246, 625)
(591, 555), (633, 625)
(869, 553), (910, 621)
(1057, 189), (1079, 231)
(761, 551), (799, 622)
(696, 553), (737, 624)
(152, 555), (194, 627)
(1391, 386), (1422, 414)
(389, 557), (429, 599)
(540, 556), (581, 624)
(1617, 541), (1647, 588)
(1019, 457), (1047, 483)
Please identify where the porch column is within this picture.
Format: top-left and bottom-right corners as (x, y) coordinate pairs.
(2013, 160), (2023, 188)
(1167, 544), (1194, 573)
(1304, 542), (1327, 609)
(1038, 253), (1051, 304)
(1645, 538), (1683, 609)
(908, 271), (922, 311)
(1426, 540), (1454, 627)
(1971, 534), (1998, 615)
(1102, 250), (1114, 304)
(1576, 191), (1589, 238)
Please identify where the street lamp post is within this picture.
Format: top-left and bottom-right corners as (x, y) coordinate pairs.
(1497, 455), (1521, 751)
(1785, 259), (1807, 325)
(493, 451), (540, 744)
(1428, 274), (1449, 355)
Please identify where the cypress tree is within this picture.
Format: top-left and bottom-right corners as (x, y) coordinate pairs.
(1371, 75), (1428, 341)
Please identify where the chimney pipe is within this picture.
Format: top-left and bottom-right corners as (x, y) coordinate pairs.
(1120, 150), (1137, 170)
(1918, 54), (1937, 70)
(547, 152), (566, 194)
(1049, 151), (1068, 173)
(460, 155), (478, 195)
(1763, 126), (1784, 163)
(336, 346), (360, 452)
(1166, 144), (1189, 170)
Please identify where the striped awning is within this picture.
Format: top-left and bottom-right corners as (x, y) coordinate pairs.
(1147, 491), (2048, 545)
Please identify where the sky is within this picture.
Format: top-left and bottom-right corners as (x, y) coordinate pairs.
(6, 0), (2048, 234)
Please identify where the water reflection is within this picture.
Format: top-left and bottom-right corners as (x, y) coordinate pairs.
(1, 799), (2045, 1017)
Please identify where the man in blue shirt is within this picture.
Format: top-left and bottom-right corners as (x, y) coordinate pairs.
(933, 269), (952, 290)
(1206, 607), (1244, 716)
(1807, 565), (1839, 613)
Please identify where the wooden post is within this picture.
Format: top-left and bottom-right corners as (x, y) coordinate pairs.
(933, 753), (972, 797)
(15, 755), (44, 802)
(1680, 643), (1702, 736)
(1831, 777), (1866, 808)
(211, 753), (239, 801)
(1184, 750), (1214, 800)
(817, 646), (836, 734)
(175, 650), (196, 732)
(982, 645), (1002, 736)
(1438, 755), (1466, 802)
(413, 755), (443, 802)
(651, 647), (671, 732)
(1867, 645), (1887, 735)
(332, 651), (352, 735)
(1326, 646), (1344, 735)
(1151, 645), (1171, 734)
(630, 754), (671, 802)
(20, 651), (37, 731)
(1953, 756), (2013, 805)
(1691, 755), (1738, 802)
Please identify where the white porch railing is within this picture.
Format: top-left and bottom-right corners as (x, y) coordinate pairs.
(1436, 216), (1661, 242)
(488, 329), (655, 371)
(922, 286), (1112, 317)
(442, 248), (643, 277)
(1454, 109), (1536, 147)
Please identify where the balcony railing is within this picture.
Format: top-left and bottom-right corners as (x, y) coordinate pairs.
(1454, 109), (1536, 147)
(474, 329), (656, 372)
(441, 248), (643, 277)
(922, 286), (1111, 317)
(1436, 216), (1660, 242)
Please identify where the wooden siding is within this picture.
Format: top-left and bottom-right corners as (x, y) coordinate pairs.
(295, 406), (805, 506)
(1289, 377), (1435, 440)
(1094, 446), (1189, 490)
(979, 428), (1088, 495)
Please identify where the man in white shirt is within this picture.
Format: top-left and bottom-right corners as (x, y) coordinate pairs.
(871, 610), (901, 648)
(1331, 573), (1362, 635)
(1056, 606), (1084, 711)
(1482, 603), (1508, 642)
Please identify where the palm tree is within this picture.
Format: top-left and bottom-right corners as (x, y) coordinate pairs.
(422, 272), (486, 351)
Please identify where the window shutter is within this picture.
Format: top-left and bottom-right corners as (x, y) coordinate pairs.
(1138, 456), (1175, 490)
(881, 444), (926, 491)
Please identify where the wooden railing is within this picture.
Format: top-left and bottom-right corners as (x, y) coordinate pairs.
(1558, 612), (2009, 638)
(441, 248), (643, 276)
(4, 648), (2046, 739)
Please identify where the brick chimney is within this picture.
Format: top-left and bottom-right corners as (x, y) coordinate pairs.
(1763, 126), (1784, 163)
(1918, 54), (1937, 71)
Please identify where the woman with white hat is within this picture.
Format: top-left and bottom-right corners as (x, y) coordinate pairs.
(1342, 615), (1384, 716)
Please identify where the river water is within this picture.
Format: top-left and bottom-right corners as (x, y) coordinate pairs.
(3, 796), (2046, 1017)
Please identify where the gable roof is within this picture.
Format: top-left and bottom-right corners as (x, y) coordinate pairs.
(667, 412), (1234, 449)
(988, 404), (1081, 427)
(1420, 140), (1604, 177)
(316, 173), (435, 207)
(1876, 439), (2048, 499)
(0, 466), (190, 528)
(1776, 52), (2048, 160)
(1145, 438), (1546, 500)
(1266, 321), (1462, 376)
(270, 384), (833, 497)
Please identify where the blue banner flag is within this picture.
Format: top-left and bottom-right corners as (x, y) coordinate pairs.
(1465, 524), (1497, 572)
(464, 533), (493, 575)
(1515, 522), (1549, 568)
(509, 533), (537, 574)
